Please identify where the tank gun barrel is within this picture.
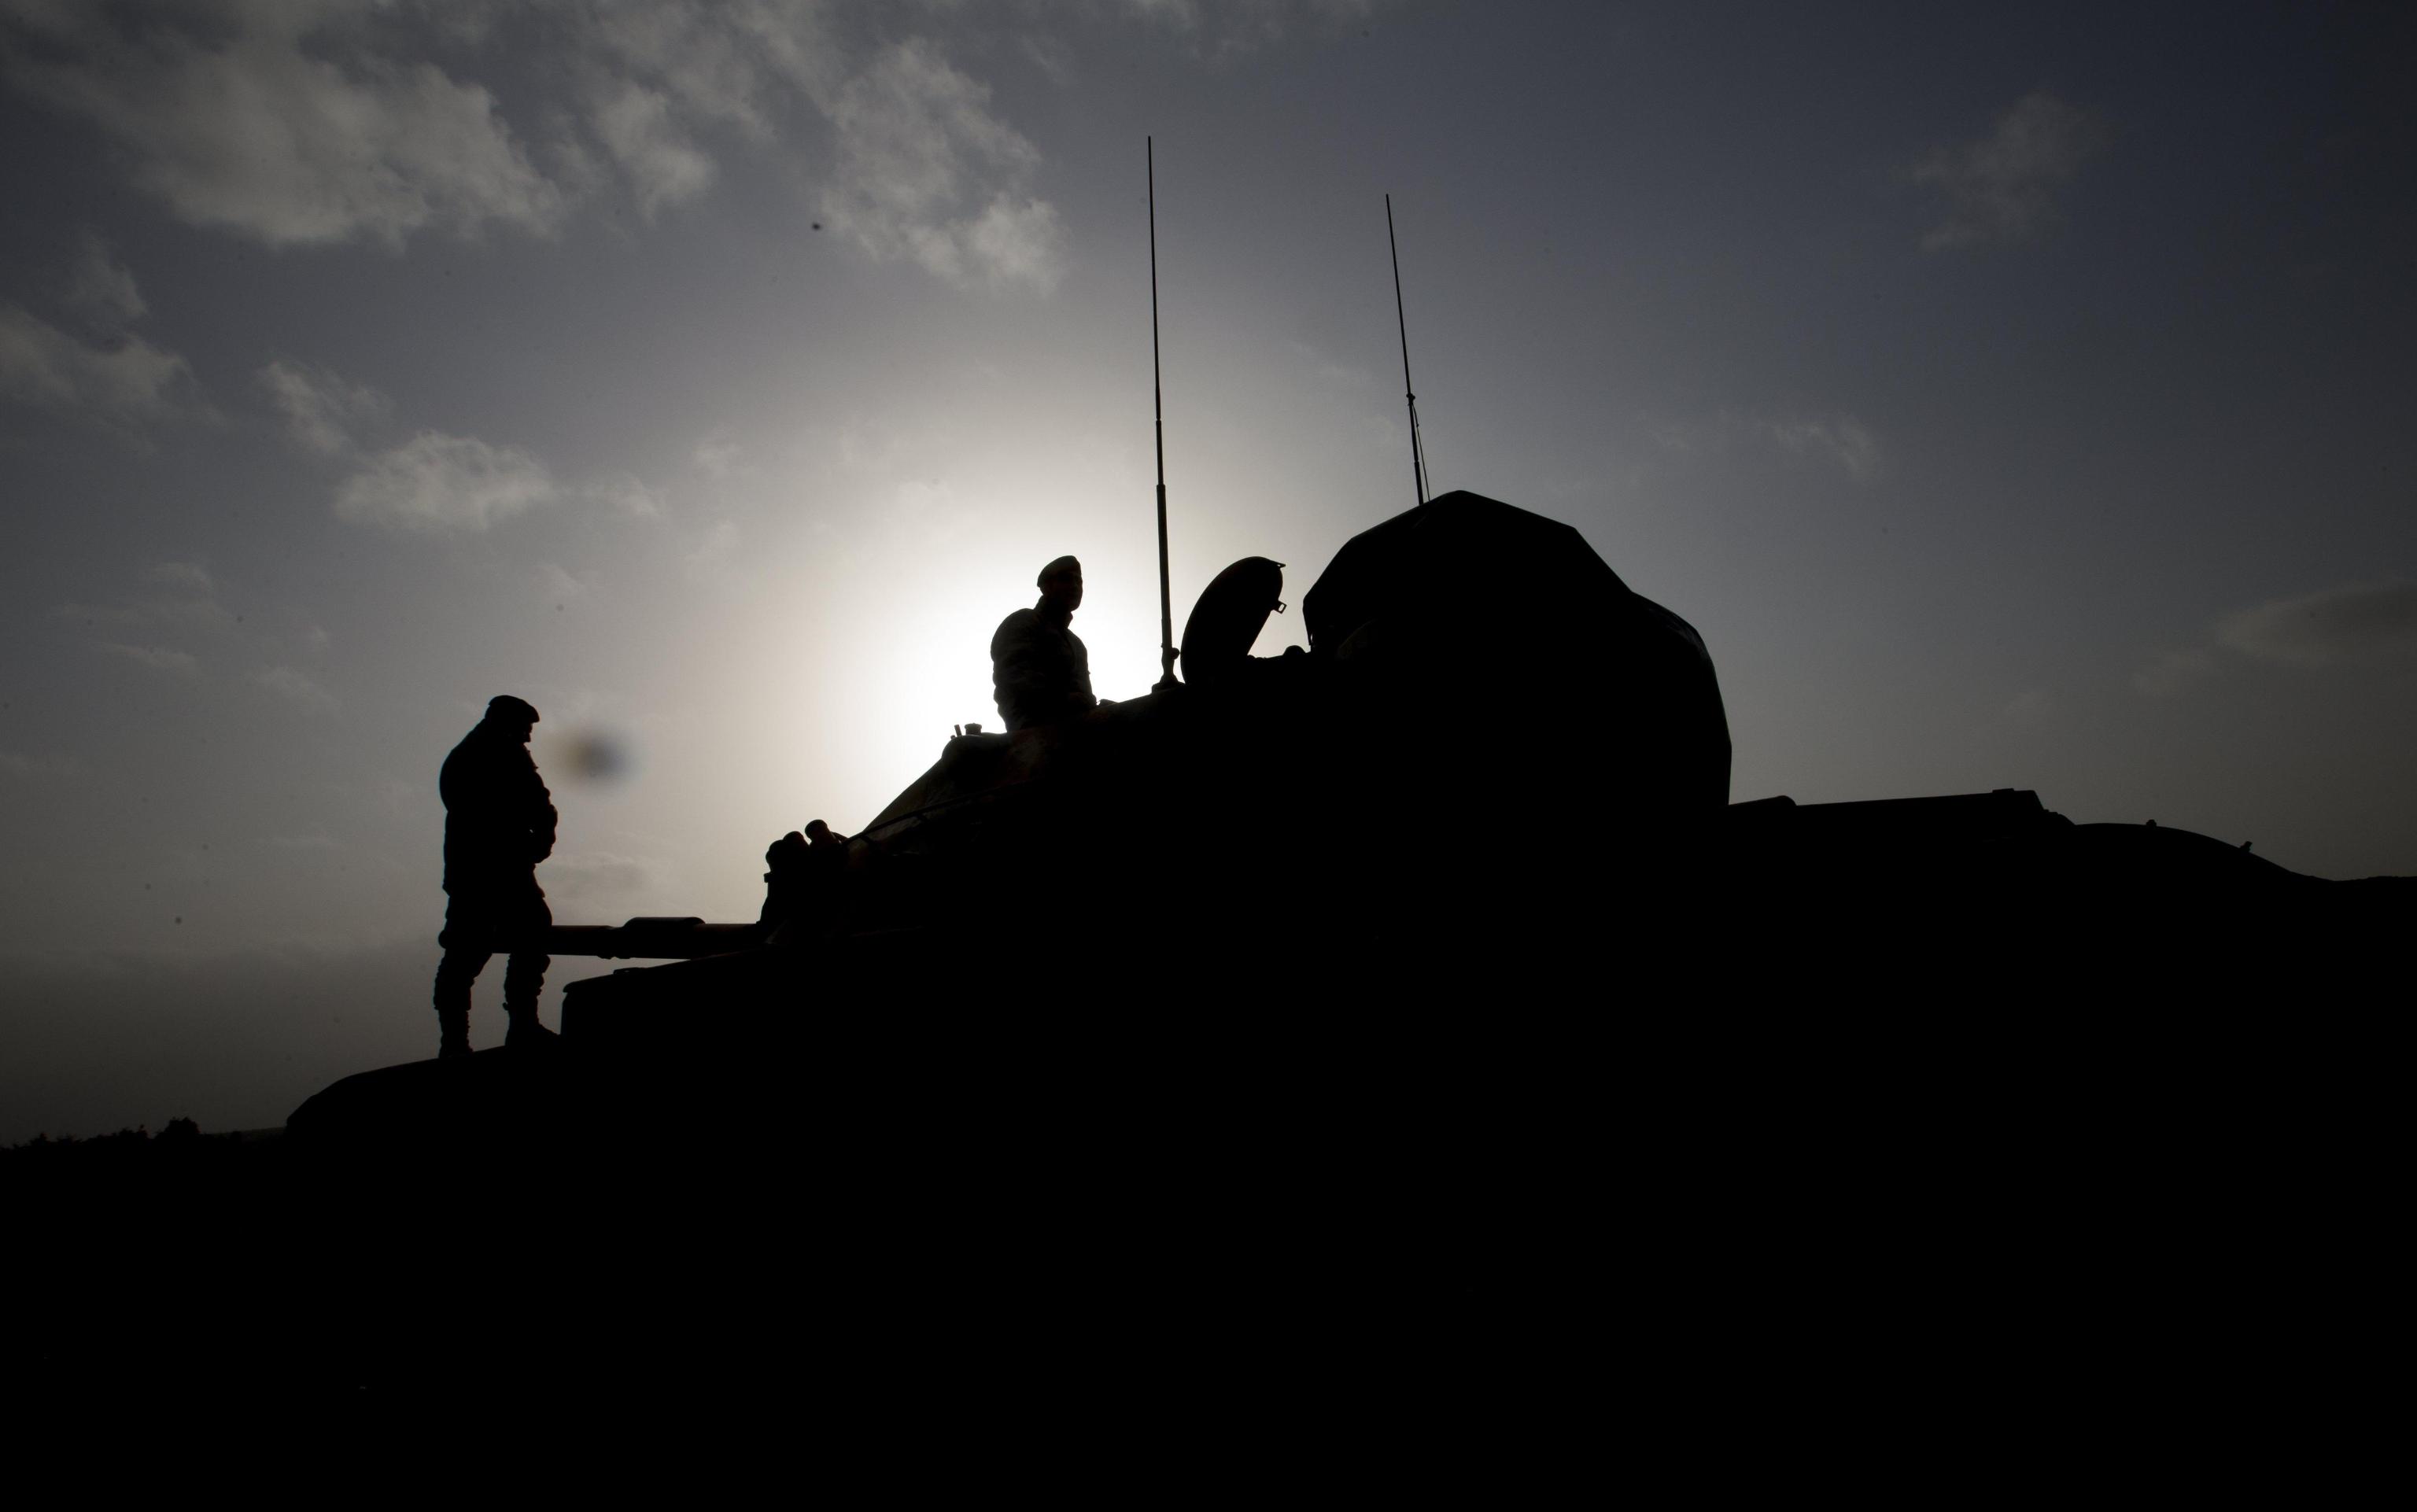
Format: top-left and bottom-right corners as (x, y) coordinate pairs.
(544, 917), (762, 961)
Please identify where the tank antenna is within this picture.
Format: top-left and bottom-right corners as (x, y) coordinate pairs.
(1148, 138), (1178, 691)
(1386, 194), (1430, 506)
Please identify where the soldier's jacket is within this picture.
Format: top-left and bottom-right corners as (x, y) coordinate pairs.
(990, 607), (1096, 732)
(441, 722), (557, 894)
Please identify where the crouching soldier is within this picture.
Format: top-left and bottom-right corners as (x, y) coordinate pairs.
(758, 819), (847, 935)
(431, 695), (558, 1058)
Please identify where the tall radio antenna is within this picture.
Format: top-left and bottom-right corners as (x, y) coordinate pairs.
(1149, 138), (1176, 690)
(1386, 194), (1430, 506)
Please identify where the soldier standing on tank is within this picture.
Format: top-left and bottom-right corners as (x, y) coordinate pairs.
(431, 695), (559, 1059)
(991, 555), (1098, 732)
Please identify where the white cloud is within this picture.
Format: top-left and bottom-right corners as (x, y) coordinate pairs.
(0, 233), (189, 424)
(96, 642), (197, 673)
(1766, 417), (1882, 483)
(253, 666), (339, 714)
(2, 6), (566, 248)
(961, 195), (1067, 290)
(2216, 583), (2417, 669)
(66, 233), (146, 329)
(692, 430), (746, 478)
(260, 359), (389, 455)
(1911, 92), (2104, 251)
(268, 359), (646, 529)
(817, 39), (1065, 292)
(0, 304), (190, 422)
(6, 5), (1076, 289)
(589, 78), (718, 217)
(2137, 582), (2417, 699)
(581, 475), (666, 519)
(334, 430), (557, 534)
(583, 2), (831, 135)
(1020, 35), (1077, 87)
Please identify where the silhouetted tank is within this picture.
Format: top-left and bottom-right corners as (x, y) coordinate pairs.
(288, 489), (2410, 1147)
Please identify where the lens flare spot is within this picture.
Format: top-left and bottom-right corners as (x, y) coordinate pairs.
(552, 728), (635, 783)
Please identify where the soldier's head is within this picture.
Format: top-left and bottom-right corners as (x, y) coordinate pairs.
(485, 695), (539, 743)
(1038, 555), (1083, 614)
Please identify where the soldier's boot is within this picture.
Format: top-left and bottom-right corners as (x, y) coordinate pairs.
(504, 1006), (557, 1048)
(437, 1007), (472, 1060)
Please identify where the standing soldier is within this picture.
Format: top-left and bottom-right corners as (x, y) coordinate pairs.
(991, 555), (1098, 732)
(431, 695), (558, 1059)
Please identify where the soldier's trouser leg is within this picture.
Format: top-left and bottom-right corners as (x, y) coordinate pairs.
(502, 950), (554, 1045)
(502, 889), (555, 1045)
(433, 947), (491, 1059)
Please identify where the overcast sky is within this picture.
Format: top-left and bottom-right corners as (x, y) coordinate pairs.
(4, 1), (2413, 1140)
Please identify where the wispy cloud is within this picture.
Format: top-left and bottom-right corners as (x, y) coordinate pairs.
(581, 475), (666, 520)
(0, 4), (566, 248)
(65, 231), (146, 328)
(2, 2), (1387, 292)
(0, 233), (193, 426)
(692, 430), (746, 479)
(536, 562), (595, 606)
(0, 302), (190, 425)
(687, 518), (740, 573)
(144, 561), (214, 596)
(334, 430), (558, 534)
(585, 8), (1093, 289)
(1647, 409), (1885, 484)
(1118, 0), (1397, 57)
(260, 359), (389, 456)
(1910, 92), (2104, 251)
(817, 39), (1065, 292)
(252, 666), (339, 714)
(1765, 417), (1883, 483)
(96, 642), (197, 673)
(2138, 582), (2417, 698)
(2216, 583), (2417, 668)
(5, 6), (1119, 290)
(57, 561), (233, 632)
(264, 356), (648, 533)
(587, 78), (718, 218)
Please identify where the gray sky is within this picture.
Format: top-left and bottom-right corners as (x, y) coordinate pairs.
(4, 1), (2413, 1140)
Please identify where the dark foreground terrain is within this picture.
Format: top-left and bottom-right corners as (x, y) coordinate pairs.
(9, 823), (2395, 1482)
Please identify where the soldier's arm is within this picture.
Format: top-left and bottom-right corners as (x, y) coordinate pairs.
(992, 617), (1050, 699)
(524, 762), (557, 862)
